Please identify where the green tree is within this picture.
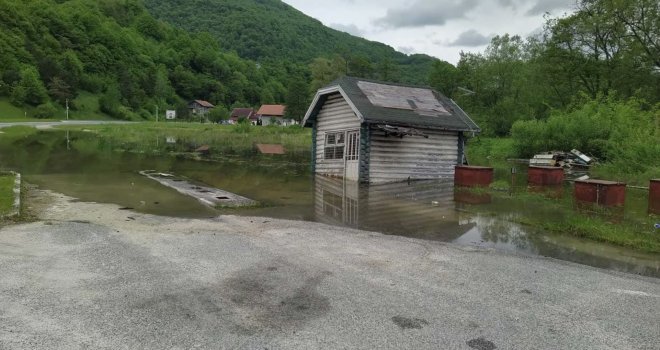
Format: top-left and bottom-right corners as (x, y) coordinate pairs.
(348, 54), (373, 78)
(59, 50), (84, 92)
(208, 105), (229, 122)
(12, 67), (48, 106)
(285, 75), (310, 122)
(428, 60), (460, 96)
(376, 58), (399, 82)
(309, 56), (345, 93)
(47, 77), (73, 105)
(34, 102), (58, 119)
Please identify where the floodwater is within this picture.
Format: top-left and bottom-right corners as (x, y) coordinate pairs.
(0, 130), (658, 277)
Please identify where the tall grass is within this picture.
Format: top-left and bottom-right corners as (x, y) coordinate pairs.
(0, 174), (15, 216)
(462, 186), (660, 253)
(465, 137), (516, 166)
(58, 122), (313, 159)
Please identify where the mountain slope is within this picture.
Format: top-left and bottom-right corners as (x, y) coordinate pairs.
(0, 0), (289, 119)
(142, 0), (438, 84)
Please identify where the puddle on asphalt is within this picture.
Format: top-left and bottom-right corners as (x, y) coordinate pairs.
(0, 130), (658, 277)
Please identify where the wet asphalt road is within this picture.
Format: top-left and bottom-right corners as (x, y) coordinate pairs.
(0, 193), (659, 349)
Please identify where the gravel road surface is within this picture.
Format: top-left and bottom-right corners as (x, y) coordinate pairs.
(1, 191), (658, 349)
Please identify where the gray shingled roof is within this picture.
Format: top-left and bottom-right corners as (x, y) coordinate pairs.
(305, 76), (480, 133)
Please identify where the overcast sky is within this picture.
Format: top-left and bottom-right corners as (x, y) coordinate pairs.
(281, 0), (576, 64)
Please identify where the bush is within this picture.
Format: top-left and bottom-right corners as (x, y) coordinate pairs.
(208, 106), (229, 122)
(466, 137), (516, 164)
(115, 106), (140, 121)
(511, 95), (659, 181)
(33, 103), (58, 119)
(232, 122), (252, 134)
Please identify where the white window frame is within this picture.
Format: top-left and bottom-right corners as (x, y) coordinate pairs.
(346, 131), (359, 161)
(324, 132), (346, 160)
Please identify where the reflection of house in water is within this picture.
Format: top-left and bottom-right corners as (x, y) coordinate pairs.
(314, 176), (474, 241)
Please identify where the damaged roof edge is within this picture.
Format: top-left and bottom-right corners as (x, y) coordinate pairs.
(303, 85), (364, 126)
(366, 120), (478, 133)
(449, 98), (481, 134)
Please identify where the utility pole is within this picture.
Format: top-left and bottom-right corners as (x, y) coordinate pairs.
(65, 99), (69, 120)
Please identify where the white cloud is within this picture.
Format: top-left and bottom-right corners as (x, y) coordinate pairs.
(397, 46), (416, 54)
(329, 23), (365, 36)
(374, 0), (478, 29)
(281, 0), (577, 64)
(526, 0), (575, 15)
(448, 30), (492, 47)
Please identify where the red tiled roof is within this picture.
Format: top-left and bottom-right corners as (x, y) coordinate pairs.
(230, 108), (255, 119)
(193, 100), (214, 108)
(257, 104), (286, 116)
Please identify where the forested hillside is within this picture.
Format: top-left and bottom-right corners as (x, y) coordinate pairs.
(0, 0), (296, 120)
(142, 0), (437, 84)
(434, 0), (659, 181)
(0, 0), (439, 121)
(430, 0), (659, 138)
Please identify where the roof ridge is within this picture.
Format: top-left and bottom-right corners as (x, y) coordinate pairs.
(341, 76), (435, 91)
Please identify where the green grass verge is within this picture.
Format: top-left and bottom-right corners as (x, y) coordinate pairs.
(71, 92), (112, 120)
(0, 174), (16, 216)
(461, 186), (660, 254)
(527, 215), (660, 254)
(0, 95), (111, 121)
(0, 98), (37, 120)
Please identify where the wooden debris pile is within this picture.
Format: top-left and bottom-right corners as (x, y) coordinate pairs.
(529, 149), (595, 169)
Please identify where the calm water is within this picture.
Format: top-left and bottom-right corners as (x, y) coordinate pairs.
(1, 130), (658, 277)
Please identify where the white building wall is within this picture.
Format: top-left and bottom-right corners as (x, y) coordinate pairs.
(315, 93), (361, 178)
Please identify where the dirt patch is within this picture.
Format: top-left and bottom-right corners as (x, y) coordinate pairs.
(467, 337), (497, 350)
(391, 316), (429, 329)
(223, 265), (332, 333)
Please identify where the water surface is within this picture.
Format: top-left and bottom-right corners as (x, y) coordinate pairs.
(1, 130), (657, 277)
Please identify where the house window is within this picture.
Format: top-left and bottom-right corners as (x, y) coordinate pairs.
(346, 131), (359, 161)
(324, 132), (345, 160)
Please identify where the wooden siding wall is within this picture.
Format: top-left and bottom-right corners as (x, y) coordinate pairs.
(368, 127), (459, 183)
(358, 123), (371, 183)
(315, 93), (361, 177)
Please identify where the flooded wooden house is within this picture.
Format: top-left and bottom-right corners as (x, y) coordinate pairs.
(303, 76), (480, 183)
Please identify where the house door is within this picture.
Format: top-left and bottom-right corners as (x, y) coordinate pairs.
(345, 130), (360, 181)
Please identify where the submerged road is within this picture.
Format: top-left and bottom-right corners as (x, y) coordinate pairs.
(0, 190), (658, 349)
(0, 120), (133, 129)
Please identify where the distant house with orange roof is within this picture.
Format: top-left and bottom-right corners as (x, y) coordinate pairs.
(256, 104), (295, 126)
(188, 100), (214, 119)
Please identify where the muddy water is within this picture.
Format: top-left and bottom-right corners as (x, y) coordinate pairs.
(0, 130), (658, 277)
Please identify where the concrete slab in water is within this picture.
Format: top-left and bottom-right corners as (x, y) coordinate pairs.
(140, 170), (257, 208)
